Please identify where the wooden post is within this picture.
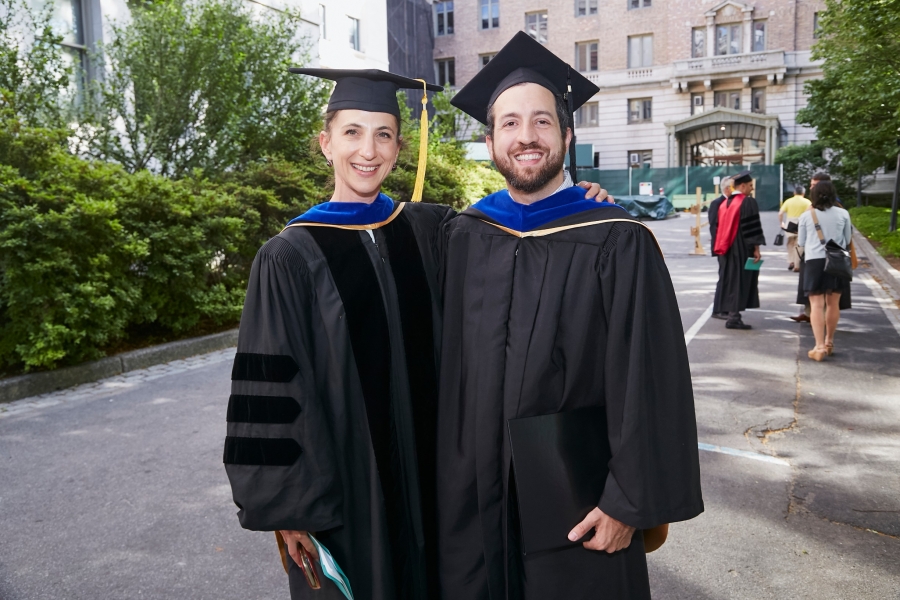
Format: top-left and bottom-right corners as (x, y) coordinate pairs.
(689, 186), (706, 255)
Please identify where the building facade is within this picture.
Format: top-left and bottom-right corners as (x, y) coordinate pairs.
(433, 0), (825, 169)
(42, 0), (389, 89)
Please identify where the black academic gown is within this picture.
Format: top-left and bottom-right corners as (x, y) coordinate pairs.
(224, 201), (454, 600)
(716, 194), (766, 314)
(436, 205), (704, 600)
(708, 195), (724, 313)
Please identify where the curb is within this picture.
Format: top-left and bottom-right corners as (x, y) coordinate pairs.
(0, 329), (239, 405)
(853, 229), (900, 298)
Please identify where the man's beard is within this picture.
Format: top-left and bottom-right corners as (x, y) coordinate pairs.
(494, 141), (566, 194)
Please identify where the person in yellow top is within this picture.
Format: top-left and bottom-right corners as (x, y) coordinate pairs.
(779, 185), (812, 271)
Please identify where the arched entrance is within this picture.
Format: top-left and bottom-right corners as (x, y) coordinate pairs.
(665, 107), (782, 167)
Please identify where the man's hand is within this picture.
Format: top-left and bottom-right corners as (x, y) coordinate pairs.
(567, 507), (635, 553)
(753, 245), (761, 263)
(281, 530), (318, 564)
(577, 181), (613, 203)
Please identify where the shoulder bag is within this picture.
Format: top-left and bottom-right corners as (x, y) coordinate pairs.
(810, 210), (853, 281)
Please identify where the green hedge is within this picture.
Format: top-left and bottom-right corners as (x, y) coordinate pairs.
(0, 115), (500, 374)
(849, 206), (900, 259)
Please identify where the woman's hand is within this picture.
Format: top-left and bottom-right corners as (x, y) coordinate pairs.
(577, 181), (613, 203)
(281, 530), (319, 564)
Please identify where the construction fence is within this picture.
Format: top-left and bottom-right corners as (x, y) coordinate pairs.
(574, 164), (785, 211)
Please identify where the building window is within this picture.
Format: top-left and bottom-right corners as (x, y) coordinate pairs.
(347, 16), (360, 51)
(629, 0), (651, 9)
(479, 53), (496, 69)
(691, 28), (706, 58)
(576, 0), (598, 16)
(525, 11), (548, 44)
(435, 58), (455, 87)
(628, 150), (652, 168)
(318, 4), (326, 38)
(716, 24), (742, 55)
(691, 93), (705, 115)
(480, 0), (499, 29)
(714, 90), (741, 110)
(628, 98), (652, 123)
(575, 102), (599, 127)
(751, 88), (766, 113)
(435, 1), (454, 36)
(628, 35), (653, 68)
(813, 12), (821, 38)
(575, 41), (598, 72)
(752, 21), (766, 52)
(52, 0), (89, 95)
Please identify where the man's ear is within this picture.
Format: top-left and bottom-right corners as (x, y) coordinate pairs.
(485, 134), (495, 162)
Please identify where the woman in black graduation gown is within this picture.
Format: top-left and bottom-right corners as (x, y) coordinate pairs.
(223, 70), (451, 600)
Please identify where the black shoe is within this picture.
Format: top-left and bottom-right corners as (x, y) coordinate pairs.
(711, 312), (729, 320)
(726, 319), (752, 330)
(788, 263), (795, 271)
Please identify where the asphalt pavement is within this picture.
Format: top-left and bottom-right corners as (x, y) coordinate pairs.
(1, 211), (898, 599)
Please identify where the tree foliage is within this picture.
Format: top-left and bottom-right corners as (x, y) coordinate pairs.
(797, 0), (900, 167)
(75, 0), (329, 178)
(0, 0), (74, 128)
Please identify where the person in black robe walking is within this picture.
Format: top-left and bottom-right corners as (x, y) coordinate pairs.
(436, 32), (704, 600)
(712, 171), (766, 330)
(223, 70), (451, 600)
(708, 176), (733, 320)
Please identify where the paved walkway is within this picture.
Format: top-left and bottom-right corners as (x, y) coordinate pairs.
(0, 212), (898, 599)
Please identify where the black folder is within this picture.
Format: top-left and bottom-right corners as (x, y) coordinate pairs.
(507, 406), (611, 555)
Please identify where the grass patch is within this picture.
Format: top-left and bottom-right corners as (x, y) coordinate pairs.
(849, 207), (900, 259)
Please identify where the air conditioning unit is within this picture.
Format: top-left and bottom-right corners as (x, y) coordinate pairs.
(630, 153), (641, 167)
(693, 96), (704, 107)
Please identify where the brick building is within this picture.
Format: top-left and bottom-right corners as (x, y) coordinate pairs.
(432, 0), (826, 169)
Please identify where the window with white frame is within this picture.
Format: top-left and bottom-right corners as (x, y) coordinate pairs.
(318, 4), (326, 38)
(628, 35), (652, 68)
(629, 0), (651, 8)
(479, 53), (496, 69)
(716, 23), (741, 55)
(576, 0), (598, 17)
(480, 0), (499, 29)
(434, 1), (454, 36)
(435, 58), (455, 87)
(691, 93), (705, 115)
(575, 102), (599, 127)
(525, 11), (547, 44)
(691, 28), (705, 58)
(714, 90), (740, 110)
(751, 88), (766, 113)
(575, 41), (598, 72)
(347, 16), (360, 50)
(51, 0), (102, 96)
(628, 98), (652, 123)
(628, 150), (652, 168)
(813, 12), (821, 38)
(752, 20), (766, 52)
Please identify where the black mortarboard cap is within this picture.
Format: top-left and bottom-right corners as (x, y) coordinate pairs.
(288, 68), (443, 120)
(450, 31), (600, 125)
(733, 170), (753, 185)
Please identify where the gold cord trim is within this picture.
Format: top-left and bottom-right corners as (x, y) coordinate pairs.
(282, 203), (406, 232)
(477, 217), (665, 257)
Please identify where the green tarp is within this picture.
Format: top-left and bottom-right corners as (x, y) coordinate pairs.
(575, 165), (783, 211)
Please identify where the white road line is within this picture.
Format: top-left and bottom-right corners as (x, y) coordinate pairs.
(858, 273), (900, 338)
(697, 443), (790, 466)
(684, 302), (714, 346)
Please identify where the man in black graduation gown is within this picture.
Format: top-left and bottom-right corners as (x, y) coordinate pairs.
(708, 176), (733, 320)
(436, 32), (704, 600)
(223, 70), (452, 600)
(712, 171), (766, 330)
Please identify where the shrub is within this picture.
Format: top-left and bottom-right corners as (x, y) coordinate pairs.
(0, 117), (249, 371)
(849, 207), (900, 259)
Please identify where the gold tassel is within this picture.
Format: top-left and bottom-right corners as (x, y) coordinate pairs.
(411, 79), (428, 202)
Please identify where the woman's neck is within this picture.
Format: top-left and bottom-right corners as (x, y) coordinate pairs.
(330, 180), (380, 204)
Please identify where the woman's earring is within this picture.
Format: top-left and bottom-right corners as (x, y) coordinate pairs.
(326, 159), (333, 167)
(392, 163), (397, 171)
